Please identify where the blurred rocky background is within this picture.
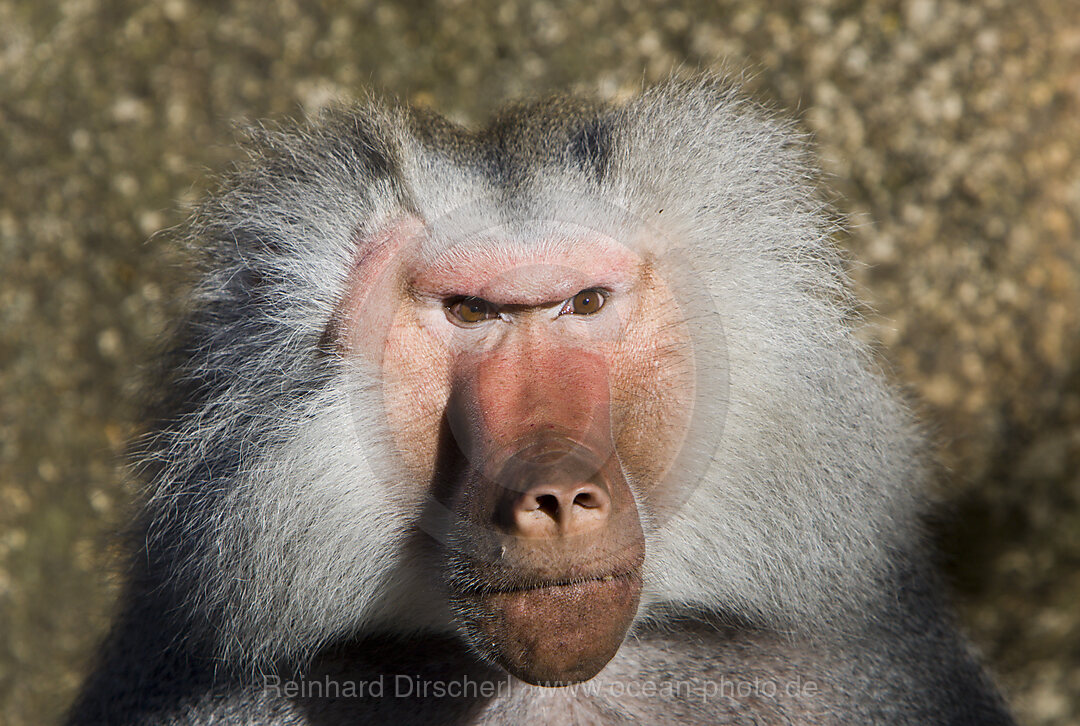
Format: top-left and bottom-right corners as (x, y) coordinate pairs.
(1, 0), (1078, 723)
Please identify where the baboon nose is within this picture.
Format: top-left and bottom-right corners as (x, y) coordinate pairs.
(492, 436), (617, 538)
(512, 481), (611, 537)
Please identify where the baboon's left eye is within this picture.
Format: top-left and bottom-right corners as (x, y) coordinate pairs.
(562, 289), (606, 316)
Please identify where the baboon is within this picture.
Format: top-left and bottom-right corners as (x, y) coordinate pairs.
(67, 76), (1014, 724)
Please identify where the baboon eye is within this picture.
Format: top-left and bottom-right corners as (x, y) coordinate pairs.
(448, 297), (498, 324)
(562, 289), (606, 316)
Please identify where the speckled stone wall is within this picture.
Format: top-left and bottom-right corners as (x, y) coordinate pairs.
(1, 1), (1077, 723)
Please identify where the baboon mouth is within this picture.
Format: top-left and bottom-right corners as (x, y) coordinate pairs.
(473, 569), (640, 596)
(456, 569), (643, 685)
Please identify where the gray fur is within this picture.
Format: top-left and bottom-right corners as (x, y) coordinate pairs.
(67, 76), (1013, 724)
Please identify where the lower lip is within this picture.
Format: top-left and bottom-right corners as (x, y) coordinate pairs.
(468, 571), (642, 684)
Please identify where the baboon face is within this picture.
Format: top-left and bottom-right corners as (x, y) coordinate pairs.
(335, 213), (697, 684)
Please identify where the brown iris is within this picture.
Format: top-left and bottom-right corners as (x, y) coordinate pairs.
(449, 297), (498, 323)
(568, 289), (605, 315)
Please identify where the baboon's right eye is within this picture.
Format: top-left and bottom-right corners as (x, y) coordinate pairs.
(447, 297), (498, 324)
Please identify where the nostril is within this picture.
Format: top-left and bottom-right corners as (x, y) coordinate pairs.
(535, 494), (560, 518)
(573, 490), (602, 509)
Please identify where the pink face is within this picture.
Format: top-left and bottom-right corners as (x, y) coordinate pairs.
(335, 215), (696, 685)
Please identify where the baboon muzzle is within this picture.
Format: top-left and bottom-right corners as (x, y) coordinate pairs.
(442, 345), (645, 685)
